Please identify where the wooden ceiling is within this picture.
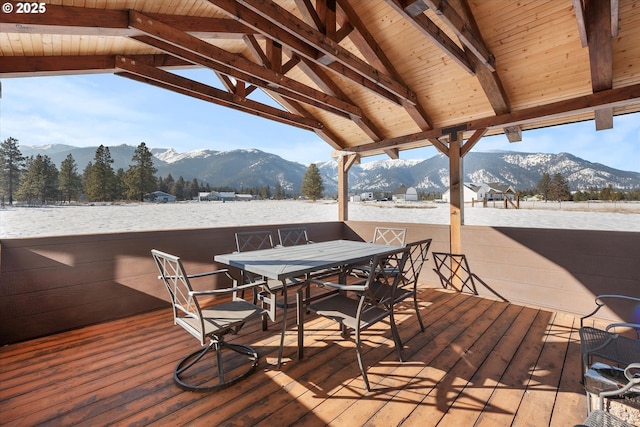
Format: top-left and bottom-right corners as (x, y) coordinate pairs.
(1, 0), (639, 159)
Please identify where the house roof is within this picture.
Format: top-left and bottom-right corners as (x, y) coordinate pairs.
(2, 1), (638, 159)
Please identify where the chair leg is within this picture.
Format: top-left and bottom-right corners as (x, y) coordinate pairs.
(174, 337), (259, 392)
(389, 311), (405, 363)
(354, 328), (371, 392)
(413, 290), (425, 332)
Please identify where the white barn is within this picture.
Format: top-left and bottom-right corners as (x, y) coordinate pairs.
(392, 185), (418, 202)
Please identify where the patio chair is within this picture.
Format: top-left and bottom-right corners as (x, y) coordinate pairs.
(578, 409), (636, 427)
(278, 226), (312, 246)
(579, 295), (640, 377)
(351, 227), (407, 276)
(583, 362), (640, 417)
(394, 238), (432, 332)
(151, 249), (267, 392)
(372, 227), (406, 246)
(305, 245), (410, 391)
(235, 230), (288, 326)
(354, 238), (432, 332)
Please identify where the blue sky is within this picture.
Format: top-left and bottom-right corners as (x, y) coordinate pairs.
(1, 70), (639, 171)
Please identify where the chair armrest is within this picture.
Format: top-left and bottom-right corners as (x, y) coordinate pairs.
(307, 278), (366, 292)
(606, 322), (640, 331)
(190, 279), (268, 296)
(187, 269), (230, 279)
(599, 363), (640, 399)
(581, 294), (640, 327)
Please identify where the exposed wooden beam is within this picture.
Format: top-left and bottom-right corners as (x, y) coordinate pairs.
(211, 0), (417, 106)
(421, 0), (495, 71)
(0, 54), (190, 78)
(350, 83), (640, 156)
(115, 56), (322, 131)
(585, 0), (613, 130)
(430, 138), (450, 155)
(611, 0), (619, 37)
(242, 35), (346, 150)
(460, 128), (487, 157)
(451, 0), (519, 140)
(128, 12), (362, 119)
(573, 0), (588, 47)
(297, 57), (384, 141)
(384, 148), (400, 160)
(337, 0), (433, 131)
(0, 4), (254, 38)
(385, 0), (475, 74)
(294, 0), (325, 32)
(268, 92), (346, 149)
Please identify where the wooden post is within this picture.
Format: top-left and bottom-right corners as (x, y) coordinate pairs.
(448, 134), (463, 254)
(337, 153), (358, 221)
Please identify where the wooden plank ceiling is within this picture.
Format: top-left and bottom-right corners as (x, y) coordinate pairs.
(1, 0), (639, 159)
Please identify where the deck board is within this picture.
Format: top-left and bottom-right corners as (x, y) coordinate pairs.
(0, 288), (589, 426)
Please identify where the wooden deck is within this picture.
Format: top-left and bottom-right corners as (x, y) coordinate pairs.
(0, 288), (588, 426)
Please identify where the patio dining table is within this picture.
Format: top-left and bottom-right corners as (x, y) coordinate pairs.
(214, 239), (401, 367)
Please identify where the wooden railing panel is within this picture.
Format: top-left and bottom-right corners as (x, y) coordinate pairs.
(2, 219), (638, 344)
(0, 222), (346, 344)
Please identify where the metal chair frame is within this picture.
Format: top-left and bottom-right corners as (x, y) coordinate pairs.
(305, 246), (411, 391)
(579, 294), (640, 377)
(372, 227), (407, 246)
(278, 226), (312, 247)
(151, 249), (267, 392)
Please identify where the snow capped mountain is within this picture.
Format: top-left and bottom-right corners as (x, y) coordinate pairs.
(152, 148), (217, 163)
(19, 144), (640, 195)
(359, 158), (424, 171)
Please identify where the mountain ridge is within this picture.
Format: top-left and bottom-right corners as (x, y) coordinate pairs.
(19, 144), (640, 195)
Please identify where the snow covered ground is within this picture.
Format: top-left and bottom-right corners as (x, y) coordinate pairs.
(2, 200), (640, 238)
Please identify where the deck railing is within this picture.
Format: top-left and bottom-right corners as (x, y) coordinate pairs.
(1, 220), (638, 344)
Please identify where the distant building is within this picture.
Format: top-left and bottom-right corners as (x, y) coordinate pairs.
(198, 191), (218, 201)
(145, 191), (176, 203)
(236, 194), (253, 201)
(392, 185), (418, 202)
(442, 182), (515, 203)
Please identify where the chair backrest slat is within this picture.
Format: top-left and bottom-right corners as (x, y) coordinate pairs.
(372, 227), (406, 246)
(363, 246), (410, 308)
(151, 249), (205, 343)
(235, 231), (274, 252)
(278, 227), (310, 246)
(399, 238), (433, 293)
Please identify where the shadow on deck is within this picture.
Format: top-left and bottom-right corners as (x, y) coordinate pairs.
(0, 288), (587, 426)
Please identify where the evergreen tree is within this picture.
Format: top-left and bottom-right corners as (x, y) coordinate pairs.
(172, 176), (186, 200)
(84, 145), (116, 201)
(17, 154), (59, 205)
(58, 154), (82, 203)
(548, 173), (571, 201)
(114, 168), (126, 200)
(301, 163), (324, 201)
(260, 185), (271, 200)
(187, 178), (200, 200)
(82, 161), (93, 200)
(124, 142), (157, 201)
(158, 174), (174, 193)
(537, 172), (551, 201)
(0, 137), (26, 205)
(273, 182), (286, 199)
